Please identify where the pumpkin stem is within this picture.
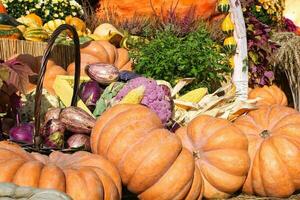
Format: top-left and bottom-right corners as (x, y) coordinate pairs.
(260, 130), (271, 138)
(193, 151), (201, 160)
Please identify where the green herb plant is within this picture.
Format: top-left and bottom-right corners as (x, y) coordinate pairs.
(131, 24), (231, 93)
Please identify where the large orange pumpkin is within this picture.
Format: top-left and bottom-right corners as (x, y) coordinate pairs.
(0, 141), (122, 200)
(67, 41), (132, 76)
(234, 105), (300, 197)
(176, 115), (250, 199)
(97, 0), (218, 20)
(91, 104), (203, 200)
(248, 85), (288, 107)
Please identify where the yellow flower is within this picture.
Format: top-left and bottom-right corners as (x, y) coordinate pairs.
(256, 5), (262, 12)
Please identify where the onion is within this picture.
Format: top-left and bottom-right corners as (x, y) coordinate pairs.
(79, 81), (103, 110)
(44, 108), (61, 123)
(67, 134), (91, 151)
(9, 123), (33, 144)
(42, 119), (65, 149)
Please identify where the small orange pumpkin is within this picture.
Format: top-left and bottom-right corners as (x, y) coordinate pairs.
(176, 115), (250, 199)
(67, 41), (133, 76)
(234, 105), (300, 197)
(248, 85), (288, 107)
(0, 141), (122, 200)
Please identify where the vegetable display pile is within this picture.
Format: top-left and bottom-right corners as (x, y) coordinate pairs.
(1, 0), (300, 199)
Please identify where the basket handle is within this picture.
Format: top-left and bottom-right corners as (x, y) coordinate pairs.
(34, 24), (81, 149)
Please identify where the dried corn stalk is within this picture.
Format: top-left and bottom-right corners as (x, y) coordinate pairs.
(170, 79), (258, 126)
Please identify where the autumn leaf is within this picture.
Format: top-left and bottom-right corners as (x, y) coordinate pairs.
(1, 60), (36, 94)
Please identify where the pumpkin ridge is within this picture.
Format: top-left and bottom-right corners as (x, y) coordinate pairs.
(106, 121), (161, 166)
(197, 154), (247, 180)
(117, 127), (158, 172)
(99, 106), (152, 155)
(188, 116), (223, 149)
(197, 159), (246, 194)
(127, 132), (182, 193)
(269, 138), (296, 188)
(88, 166), (119, 198)
(271, 114), (300, 131)
(106, 115), (162, 157)
(91, 105), (136, 154)
(256, 143), (267, 196)
(117, 128), (171, 184)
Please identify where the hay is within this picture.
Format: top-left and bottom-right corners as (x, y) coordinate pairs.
(272, 32), (300, 111)
(0, 38), (74, 68)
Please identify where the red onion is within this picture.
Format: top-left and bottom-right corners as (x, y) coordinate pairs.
(44, 108), (61, 123)
(42, 119), (65, 149)
(67, 134), (91, 151)
(79, 81), (103, 110)
(9, 123), (33, 144)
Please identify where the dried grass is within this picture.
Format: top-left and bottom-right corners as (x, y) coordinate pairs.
(272, 32), (300, 111)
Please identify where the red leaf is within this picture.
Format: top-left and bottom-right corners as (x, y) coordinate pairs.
(2, 60), (36, 94)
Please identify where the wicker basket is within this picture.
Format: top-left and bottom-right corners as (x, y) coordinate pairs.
(0, 38), (74, 68)
(11, 24), (81, 153)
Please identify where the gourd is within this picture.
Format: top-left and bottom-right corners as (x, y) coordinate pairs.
(65, 16), (86, 36)
(23, 27), (49, 42)
(234, 105), (300, 197)
(224, 36), (237, 52)
(43, 19), (66, 34)
(0, 141), (122, 200)
(91, 104), (203, 200)
(0, 24), (22, 39)
(67, 41), (132, 76)
(217, 0), (230, 13)
(97, 0), (218, 20)
(17, 13), (43, 27)
(176, 115), (250, 199)
(248, 85), (288, 106)
(221, 14), (234, 35)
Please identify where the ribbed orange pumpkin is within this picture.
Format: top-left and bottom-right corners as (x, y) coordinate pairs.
(91, 104), (203, 200)
(97, 0), (218, 20)
(248, 85), (288, 107)
(67, 41), (132, 76)
(234, 105), (300, 197)
(176, 115), (250, 199)
(0, 141), (122, 200)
